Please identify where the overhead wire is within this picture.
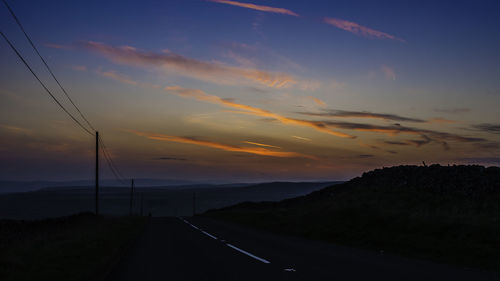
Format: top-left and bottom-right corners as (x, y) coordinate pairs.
(1, 0), (96, 132)
(1, 1), (132, 185)
(98, 134), (128, 186)
(0, 31), (95, 136)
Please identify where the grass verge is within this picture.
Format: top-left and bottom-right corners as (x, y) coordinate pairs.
(0, 213), (147, 281)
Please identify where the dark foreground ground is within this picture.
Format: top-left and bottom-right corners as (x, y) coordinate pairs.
(0, 214), (146, 281)
(107, 217), (499, 281)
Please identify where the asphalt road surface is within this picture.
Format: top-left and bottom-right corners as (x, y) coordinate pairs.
(106, 217), (500, 281)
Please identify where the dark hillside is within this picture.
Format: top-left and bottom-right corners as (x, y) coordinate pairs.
(205, 165), (500, 270)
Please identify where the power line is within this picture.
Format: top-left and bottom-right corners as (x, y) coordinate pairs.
(2, 0), (96, 132)
(98, 134), (128, 186)
(99, 135), (127, 180)
(99, 135), (127, 181)
(0, 31), (95, 136)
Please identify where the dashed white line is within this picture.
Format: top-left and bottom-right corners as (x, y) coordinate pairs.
(226, 243), (271, 264)
(201, 230), (218, 240)
(181, 218), (271, 264)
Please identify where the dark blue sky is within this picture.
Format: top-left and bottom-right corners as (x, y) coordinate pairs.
(1, 0), (499, 181)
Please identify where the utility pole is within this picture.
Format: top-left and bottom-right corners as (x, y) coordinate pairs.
(95, 131), (99, 216)
(130, 179), (134, 216)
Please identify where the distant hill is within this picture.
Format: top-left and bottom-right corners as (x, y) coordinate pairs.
(205, 165), (500, 270)
(0, 179), (198, 193)
(0, 181), (338, 219)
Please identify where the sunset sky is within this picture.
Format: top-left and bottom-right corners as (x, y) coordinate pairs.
(1, 0), (499, 182)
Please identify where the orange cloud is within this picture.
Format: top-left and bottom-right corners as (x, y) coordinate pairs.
(165, 86), (355, 139)
(130, 130), (317, 159)
(210, 0), (299, 17)
(292, 135), (311, 141)
(243, 141), (281, 149)
(309, 96), (327, 107)
(82, 41), (296, 88)
(323, 18), (405, 42)
(0, 124), (31, 134)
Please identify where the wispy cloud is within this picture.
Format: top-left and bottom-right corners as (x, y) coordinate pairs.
(71, 65), (87, 72)
(243, 141), (281, 149)
(434, 107), (471, 114)
(81, 41), (296, 88)
(381, 64), (396, 80)
(357, 154), (374, 159)
(360, 143), (398, 154)
(323, 17), (405, 42)
(428, 117), (457, 124)
(210, 0), (299, 17)
(298, 109), (425, 123)
(130, 130), (317, 159)
(0, 124), (31, 135)
(165, 86), (355, 138)
(308, 96), (327, 107)
(292, 135), (311, 141)
(472, 123), (500, 135)
(97, 69), (138, 85)
(154, 157), (187, 161)
(383, 140), (410, 146)
(323, 121), (483, 142)
(164, 85), (484, 149)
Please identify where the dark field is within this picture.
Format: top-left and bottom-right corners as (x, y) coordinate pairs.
(205, 165), (500, 271)
(0, 213), (146, 281)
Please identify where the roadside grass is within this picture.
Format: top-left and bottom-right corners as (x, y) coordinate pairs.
(0, 213), (147, 281)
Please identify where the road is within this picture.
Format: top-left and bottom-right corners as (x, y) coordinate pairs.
(105, 217), (500, 281)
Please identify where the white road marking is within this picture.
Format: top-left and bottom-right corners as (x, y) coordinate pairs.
(226, 243), (271, 264)
(201, 230), (218, 240)
(181, 218), (271, 264)
(284, 268), (296, 272)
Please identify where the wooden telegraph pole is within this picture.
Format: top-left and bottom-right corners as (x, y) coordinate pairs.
(95, 131), (99, 216)
(130, 179), (134, 216)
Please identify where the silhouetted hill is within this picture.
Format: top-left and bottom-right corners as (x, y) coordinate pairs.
(205, 165), (500, 270)
(0, 181), (336, 219)
(0, 179), (199, 193)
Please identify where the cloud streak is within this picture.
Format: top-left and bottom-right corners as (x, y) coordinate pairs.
(298, 109), (425, 123)
(97, 69), (138, 85)
(244, 141), (281, 149)
(165, 86), (355, 138)
(309, 96), (327, 107)
(210, 0), (299, 17)
(164, 86), (484, 149)
(292, 135), (311, 141)
(130, 130), (317, 159)
(323, 18), (405, 42)
(434, 107), (470, 114)
(82, 41), (296, 88)
(472, 123), (500, 135)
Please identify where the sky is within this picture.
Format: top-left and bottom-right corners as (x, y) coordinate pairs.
(1, 0), (500, 182)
